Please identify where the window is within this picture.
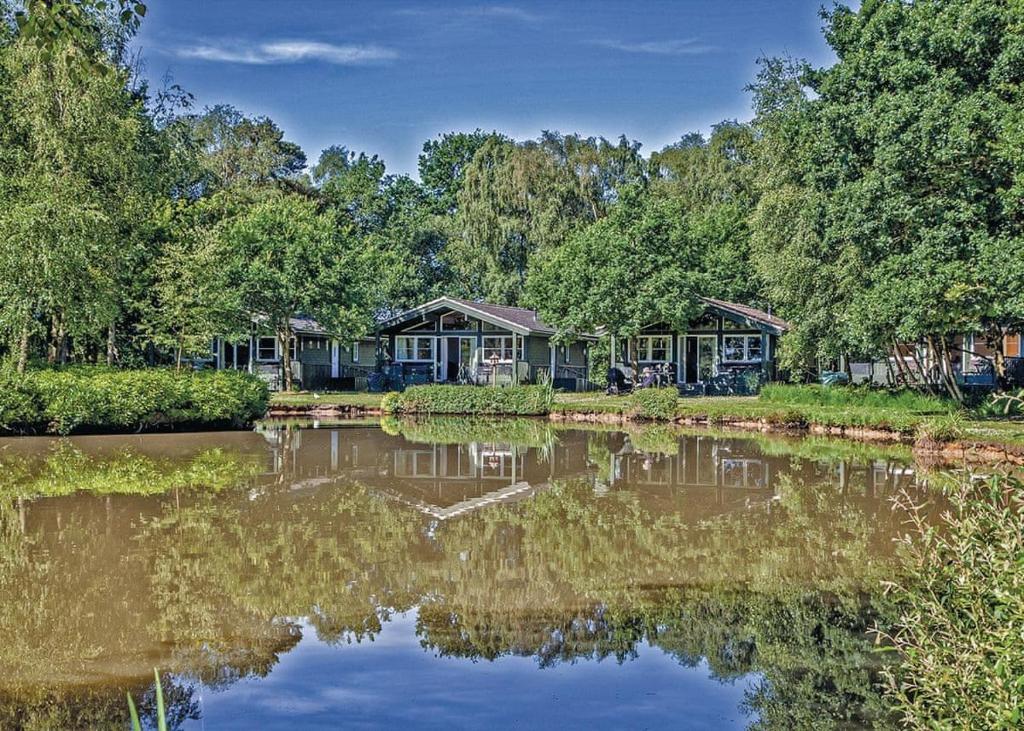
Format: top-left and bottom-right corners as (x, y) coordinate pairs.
(482, 336), (524, 362)
(303, 336), (325, 350)
(396, 336), (434, 361)
(351, 342), (360, 363)
(441, 312), (474, 331)
(723, 335), (763, 362)
(257, 337), (276, 361)
(634, 336), (670, 362)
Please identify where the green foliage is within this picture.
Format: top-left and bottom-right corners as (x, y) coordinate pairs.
(883, 474), (1024, 729)
(526, 186), (707, 341)
(628, 387), (679, 420)
(749, 0), (1024, 392)
(384, 384), (554, 416)
(0, 367), (268, 434)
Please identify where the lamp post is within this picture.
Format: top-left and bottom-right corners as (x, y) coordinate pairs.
(489, 352), (500, 387)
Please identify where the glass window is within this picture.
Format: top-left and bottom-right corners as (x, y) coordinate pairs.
(257, 337), (276, 361)
(396, 336), (434, 361)
(482, 336), (524, 362)
(351, 342), (359, 363)
(724, 335), (762, 362)
(441, 312), (474, 331)
(633, 336), (670, 361)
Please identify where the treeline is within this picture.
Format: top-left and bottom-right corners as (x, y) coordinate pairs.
(0, 0), (1021, 402)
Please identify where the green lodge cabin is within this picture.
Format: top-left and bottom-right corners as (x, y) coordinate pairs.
(376, 297), (595, 390)
(213, 316), (375, 391)
(610, 298), (791, 395)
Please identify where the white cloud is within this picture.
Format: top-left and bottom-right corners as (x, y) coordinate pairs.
(594, 38), (715, 56)
(176, 40), (398, 65)
(396, 5), (541, 23)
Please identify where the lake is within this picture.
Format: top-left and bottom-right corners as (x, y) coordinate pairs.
(0, 419), (926, 729)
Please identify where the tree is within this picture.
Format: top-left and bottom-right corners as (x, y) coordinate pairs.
(749, 1), (1024, 397)
(526, 187), (708, 373)
(418, 130), (505, 216)
(219, 194), (375, 389)
(185, 104), (306, 192)
(0, 19), (156, 370)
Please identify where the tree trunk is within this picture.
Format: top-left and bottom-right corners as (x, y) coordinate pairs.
(936, 335), (964, 403)
(279, 323), (295, 391)
(906, 343), (936, 396)
(628, 336), (640, 383)
(175, 334), (184, 372)
(17, 316), (30, 374)
(106, 323), (116, 367)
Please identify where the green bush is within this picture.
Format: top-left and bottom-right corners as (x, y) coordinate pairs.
(384, 384), (554, 416)
(0, 367), (269, 435)
(883, 474), (1024, 728)
(628, 387), (679, 420)
(0, 370), (42, 429)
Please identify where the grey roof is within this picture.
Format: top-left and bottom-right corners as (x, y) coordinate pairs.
(700, 297), (791, 333)
(379, 296), (596, 338)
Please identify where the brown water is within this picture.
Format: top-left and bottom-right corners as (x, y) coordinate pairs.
(0, 419), (924, 729)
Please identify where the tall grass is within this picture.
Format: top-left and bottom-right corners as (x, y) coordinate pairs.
(760, 384), (954, 414)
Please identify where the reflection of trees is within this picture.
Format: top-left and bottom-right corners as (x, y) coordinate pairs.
(0, 426), (924, 727)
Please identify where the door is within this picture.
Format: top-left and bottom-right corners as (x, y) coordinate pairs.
(682, 335), (717, 384)
(446, 337), (460, 381)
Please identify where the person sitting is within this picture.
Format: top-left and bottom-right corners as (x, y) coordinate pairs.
(640, 366), (657, 389)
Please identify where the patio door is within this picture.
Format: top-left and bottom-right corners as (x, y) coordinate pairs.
(443, 337), (476, 382)
(682, 335), (717, 384)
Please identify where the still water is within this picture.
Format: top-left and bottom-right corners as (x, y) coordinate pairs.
(0, 419), (925, 730)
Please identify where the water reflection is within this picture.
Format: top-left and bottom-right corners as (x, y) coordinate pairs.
(0, 421), (923, 729)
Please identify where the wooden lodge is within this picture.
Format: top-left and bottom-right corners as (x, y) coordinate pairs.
(610, 298), (791, 395)
(376, 297), (595, 390)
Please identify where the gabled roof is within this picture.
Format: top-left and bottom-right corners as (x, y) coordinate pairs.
(700, 297), (791, 334)
(378, 296), (594, 338)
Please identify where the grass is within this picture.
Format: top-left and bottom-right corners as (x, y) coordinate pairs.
(266, 387), (1024, 447)
(270, 391), (384, 408)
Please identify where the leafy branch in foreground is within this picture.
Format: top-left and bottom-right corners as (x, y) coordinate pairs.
(880, 473), (1024, 729)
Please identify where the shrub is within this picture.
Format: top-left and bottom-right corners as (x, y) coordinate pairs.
(882, 474), (1024, 728)
(914, 412), (966, 443)
(0, 367), (268, 435)
(384, 384), (554, 416)
(628, 387), (679, 420)
(0, 370), (42, 430)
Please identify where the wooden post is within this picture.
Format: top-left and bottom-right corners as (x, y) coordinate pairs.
(512, 332), (519, 385)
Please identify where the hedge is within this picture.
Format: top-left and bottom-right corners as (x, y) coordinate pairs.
(628, 387), (680, 420)
(382, 384), (554, 416)
(0, 367), (269, 435)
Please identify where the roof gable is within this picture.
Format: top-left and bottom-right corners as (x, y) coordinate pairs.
(379, 296), (560, 336)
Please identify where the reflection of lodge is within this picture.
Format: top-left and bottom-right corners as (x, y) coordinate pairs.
(610, 435), (770, 491)
(257, 427), (594, 520)
(256, 426), (918, 525)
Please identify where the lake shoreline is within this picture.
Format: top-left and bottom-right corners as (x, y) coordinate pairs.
(266, 401), (1024, 466)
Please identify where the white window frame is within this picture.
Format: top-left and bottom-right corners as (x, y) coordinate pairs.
(482, 336), (525, 363)
(256, 336), (277, 362)
(395, 335), (435, 362)
(631, 335), (671, 362)
(722, 334), (763, 363)
(351, 342), (360, 363)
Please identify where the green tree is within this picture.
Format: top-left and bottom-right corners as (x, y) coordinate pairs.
(526, 187), (707, 373)
(219, 194), (375, 389)
(749, 1), (1024, 396)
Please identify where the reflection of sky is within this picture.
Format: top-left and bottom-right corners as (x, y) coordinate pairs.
(185, 613), (756, 730)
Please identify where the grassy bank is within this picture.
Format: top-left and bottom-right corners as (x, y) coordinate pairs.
(269, 385), (1024, 448)
(0, 367), (269, 435)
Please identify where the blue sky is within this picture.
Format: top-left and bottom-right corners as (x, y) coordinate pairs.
(136, 1), (835, 177)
